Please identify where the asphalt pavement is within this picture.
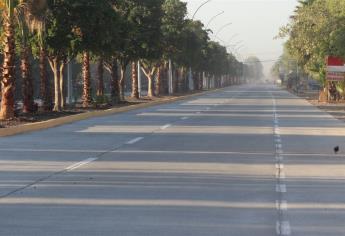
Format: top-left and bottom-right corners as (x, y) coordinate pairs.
(0, 84), (344, 236)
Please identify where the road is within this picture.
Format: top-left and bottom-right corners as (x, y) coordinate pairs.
(0, 84), (344, 236)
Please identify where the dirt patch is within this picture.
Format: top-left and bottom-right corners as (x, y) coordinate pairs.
(0, 98), (158, 128)
(308, 99), (345, 122)
(291, 89), (345, 122)
(0, 92), (193, 129)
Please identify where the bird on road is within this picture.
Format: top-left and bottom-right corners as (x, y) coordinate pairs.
(334, 146), (339, 154)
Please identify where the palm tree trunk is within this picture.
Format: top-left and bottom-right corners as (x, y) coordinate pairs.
(131, 61), (139, 99)
(110, 59), (119, 104)
(21, 45), (34, 113)
(40, 47), (51, 111)
(199, 72), (203, 90)
(0, 16), (16, 120)
(96, 58), (104, 97)
(155, 66), (161, 96)
(82, 51), (91, 108)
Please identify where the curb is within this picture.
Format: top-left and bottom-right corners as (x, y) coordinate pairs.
(0, 88), (224, 137)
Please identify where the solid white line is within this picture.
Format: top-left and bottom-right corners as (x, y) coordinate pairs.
(126, 137), (144, 145)
(276, 184), (287, 193)
(66, 158), (98, 171)
(161, 124), (172, 130)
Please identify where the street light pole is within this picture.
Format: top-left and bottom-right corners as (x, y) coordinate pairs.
(206, 11), (224, 29)
(190, 0), (212, 92)
(215, 22), (232, 38)
(192, 0), (212, 20)
(227, 34), (239, 43)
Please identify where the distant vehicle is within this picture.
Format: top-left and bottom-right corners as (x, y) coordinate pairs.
(308, 80), (321, 91)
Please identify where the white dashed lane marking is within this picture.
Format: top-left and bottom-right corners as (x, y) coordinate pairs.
(66, 158), (98, 171)
(276, 221), (291, 235)
(126, 137), (144, 145)
(276, 184), (287, 193)
(160, 124), (172, 130)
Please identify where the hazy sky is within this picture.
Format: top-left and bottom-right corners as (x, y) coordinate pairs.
(184, 0), (299, 76)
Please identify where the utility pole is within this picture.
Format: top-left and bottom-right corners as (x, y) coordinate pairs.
(137, 61), (142, 98)
(168, 59), (173, 94)
(188, 67), (194, 91)
(67, 60), (73, 104)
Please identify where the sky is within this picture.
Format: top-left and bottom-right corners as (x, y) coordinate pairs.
(184, 0), (299, 77)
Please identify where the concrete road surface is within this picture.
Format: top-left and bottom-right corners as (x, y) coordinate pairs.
(0, 84), (344, 236)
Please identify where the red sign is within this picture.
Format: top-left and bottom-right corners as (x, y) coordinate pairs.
(327, 56), (344, 66)
(326, 56), (345, 80)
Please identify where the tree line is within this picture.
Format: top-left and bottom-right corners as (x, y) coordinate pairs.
(0, 0), (246, 120)
(277, 0), (345, 87)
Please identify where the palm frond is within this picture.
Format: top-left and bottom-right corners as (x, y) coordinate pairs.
(18, 0), (48, 43)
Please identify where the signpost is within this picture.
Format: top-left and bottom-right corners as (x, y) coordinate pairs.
(326, 71), (345, 81)
(326, 56), (345, 101)
(326, 56), (345, 81)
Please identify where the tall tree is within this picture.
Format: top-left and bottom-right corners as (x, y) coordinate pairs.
(45, 0), (75, 111)
(0, 0), (18, 119)
(69, 0), (117, 107)
(137, 0), (164, 98)
(0, 0), (47, 119)
(279, 0), (345, 85)
(158, 0), (187, 95)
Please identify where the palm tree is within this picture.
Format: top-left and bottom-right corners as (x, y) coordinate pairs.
(96, 57), (104, 97)
(17, 6), (34, 113)
(82, 51), (91, 108)
(0, 0), (47, 119)
(0, 0), (17, 120)
(131, 61), (139, 99)
(26, 0), (49, 111)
